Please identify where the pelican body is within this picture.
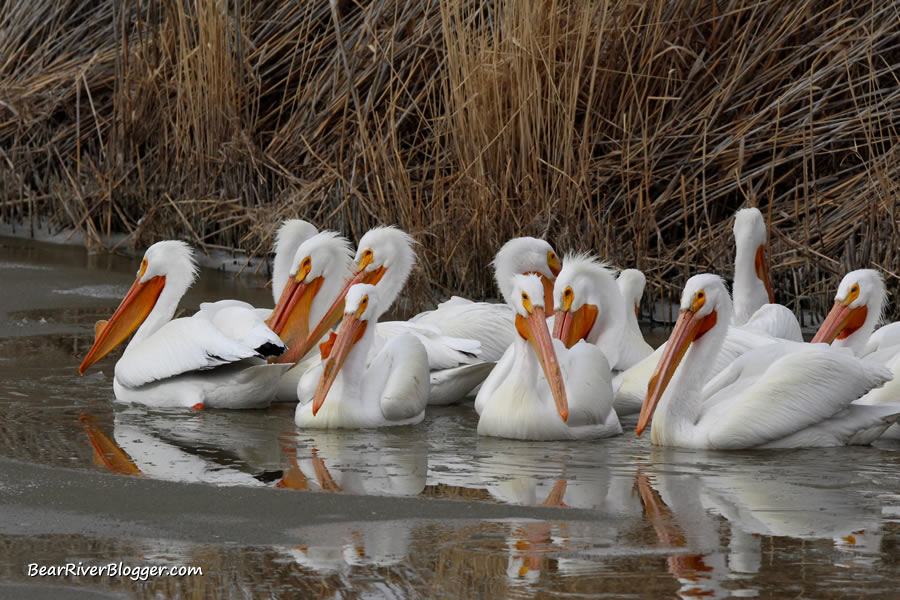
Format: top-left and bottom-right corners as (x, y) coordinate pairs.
(295, 284), (429, 429)
(636, 274), (897, 449)
(476, 274), (621, 440)
(78, 241), (289, 408)
(812, 269), (900, 439)
(616, 269), (654, 370)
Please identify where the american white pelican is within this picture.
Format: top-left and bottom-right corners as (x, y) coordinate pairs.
(811, 269), (900, 439)
(475, 274), (621, 440)
(78, 241), (289, 409)
(731, 208), (802, 341)
(409, 236), (562, 403)
(614, 209), (800, 415)
(636, 274), (897, 449)
(270, 219), (319, 306)
(266, 231), (356, 400)
(552, 254), (625, 368)
(811, 269), (887, 355)
(616, 269), (654, 369)
(295, 283), (429, 429)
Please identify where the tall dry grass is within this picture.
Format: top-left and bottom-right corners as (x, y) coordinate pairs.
(1, 0), (898, 319)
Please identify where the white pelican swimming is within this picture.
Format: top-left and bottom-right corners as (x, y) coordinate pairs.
(635, 274), (897, 449)
(810, 269), (900, 439)
(731, 207), (802, 341)
(614, 208), (800, 415)
(811, 269), (889, 355)
(475, 274), (621, 440)
(269, 219), (319, 307)
(552, 254), (625, 369)
(266, 231), (356, 400)
(295, 283), (429, 429)
(615, 268), (654, 370)
(78, 241), (289, 409)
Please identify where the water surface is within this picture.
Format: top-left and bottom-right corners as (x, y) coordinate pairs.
(1, 235), (899, 598)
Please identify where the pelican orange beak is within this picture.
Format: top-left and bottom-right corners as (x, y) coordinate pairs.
(637, 307), (717, 436)
(553, 298), (599, 349)
(517, 306), (568, 421)
(294, 258), (386, 368)
(267, 264), (326, 363)
(267, 262), (324, 339)
(78, 265), (165, 374)
(811, 300), (868, 344)
(755, 244), (774, 304)
(311, 310), (368, 416)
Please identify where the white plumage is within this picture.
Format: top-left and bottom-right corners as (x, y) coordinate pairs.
(615, 268), (654, 370)
(79, 241), (289, 409)
(636, 274), (898, 449)
(552, 254), (625, 368)
(476, 274), (621, 440)
(731, 208), (803, 341)
(295, 284), (429, 429)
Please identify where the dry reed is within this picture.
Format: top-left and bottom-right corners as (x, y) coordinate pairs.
(1, 0), (898, 319)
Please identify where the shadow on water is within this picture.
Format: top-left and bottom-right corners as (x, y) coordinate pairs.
(3, 235), (900, 597)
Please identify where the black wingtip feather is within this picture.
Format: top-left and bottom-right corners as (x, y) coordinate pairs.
(256, 342), (285, 358)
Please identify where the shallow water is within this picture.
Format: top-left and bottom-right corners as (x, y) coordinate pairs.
(1, 235), (900, 599)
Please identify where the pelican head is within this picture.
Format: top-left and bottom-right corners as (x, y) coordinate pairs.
(493, 237), (562, 308)
(268, 231), (354, 360)
(301, 227), (416, 358)
(811, 269), (885, 352)
(617, 269), (647, 319)
(552, 255), (624, 361)
(78, 241), (198, 374)
(312, 283), (380, 416)
(272, 220), (318, 304)
(733, 207), (774, 306)
(510, 274), (568, 422)
(637, 274), (729, 436)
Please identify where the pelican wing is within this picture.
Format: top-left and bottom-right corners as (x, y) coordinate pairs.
(559, 340), (618, 429)
(410, 297), (516, 362)
(742, 303), (803, 342)
(699, 344), (892, 449)
(863, 321), (900, 357)
(115, 302), (285, 388)
(376, 320), (481, 370)
(369, 334), (429, 421)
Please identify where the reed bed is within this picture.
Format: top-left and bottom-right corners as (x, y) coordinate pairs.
(1, 0), (898, 318)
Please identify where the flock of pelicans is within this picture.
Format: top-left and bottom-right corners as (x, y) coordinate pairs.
(76, 208), (900, 449)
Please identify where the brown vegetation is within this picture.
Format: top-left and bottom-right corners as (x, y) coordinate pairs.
(1, 0), (898, 318)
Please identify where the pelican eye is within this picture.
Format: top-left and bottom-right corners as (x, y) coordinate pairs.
(546, 251), (562, 274)
(137, 258), (148, 278)
(521, 292), (534, 314)
(845, 283), (861, 305)
(355, 295), (369, 318)
(302, 257), (311, 268)
(562, 286), (574, 311)
(690, 290), (706, 312)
